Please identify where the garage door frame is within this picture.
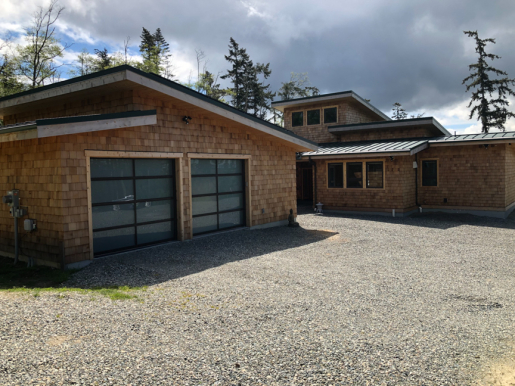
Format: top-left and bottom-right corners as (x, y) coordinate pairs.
(186, 153), (252, 237)
(85, 150), (184, 260)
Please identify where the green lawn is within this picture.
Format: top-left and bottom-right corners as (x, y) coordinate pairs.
(0, 256), (145, 300)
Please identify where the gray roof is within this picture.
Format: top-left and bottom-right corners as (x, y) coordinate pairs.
(300, 131), (515, 158)
(301, 138), (429, 157)
(271, 90), (390, 121)
(328, 116), (450, 136)
(429, 131), (515, 143)
(0, 65), (317, 150)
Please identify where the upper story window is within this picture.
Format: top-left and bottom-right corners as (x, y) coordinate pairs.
(324, 107), (337, 124)
(292, 111), (304, 127)
(307, 109), (320, 125)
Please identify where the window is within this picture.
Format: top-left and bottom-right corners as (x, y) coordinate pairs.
(366, 162), (383, 189)
(292, 111), (303, 127)
(324, 107), (337, 124)
(346, 162), (363, 188)
(328, 163), (343, 188)
(307, 109), (320, 125)
(422, 160), (438, 186)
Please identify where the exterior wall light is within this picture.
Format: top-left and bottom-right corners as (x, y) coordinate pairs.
(183, 116), (192, 124)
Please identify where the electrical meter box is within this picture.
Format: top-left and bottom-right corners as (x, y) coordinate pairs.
(24, 219), (36, 232)
(2, 189), (20, 207)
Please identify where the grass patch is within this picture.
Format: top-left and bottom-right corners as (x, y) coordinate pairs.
(0, 256), (145, 300)
(0, 256), (75, 289)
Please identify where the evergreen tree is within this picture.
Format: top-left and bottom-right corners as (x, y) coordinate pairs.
(221, 38), (250, 111)
(138, 27), (172, 77)
(221, 38), (275, 118)
(0, 53), (26, 98)
(93, 48), (112, 72)
(391, 102), (407, 120)
(463, 30), (515, 133)
(196, 71), (231, 102)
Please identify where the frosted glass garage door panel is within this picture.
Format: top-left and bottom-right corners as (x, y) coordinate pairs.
(93, 227), (135, 254)
(218, 193), (244, 212)
(136, 200), (174, 223)
(192, 196), (217, 216)
(217, 159), (243, 174)
(90, 158), (133, 178)
(136, 178), (173, 200)
(193, 215), (218, 235)
(92, 204), (134, 230)
(191, 159), (216, 175)
(91, 180), (134, 204)
(135, 159), (173, 177)
(219, 210), (245, 229)
(137, 221), (174, 245)
(218, 176), (243, 193)
(192, 177), (217, 195)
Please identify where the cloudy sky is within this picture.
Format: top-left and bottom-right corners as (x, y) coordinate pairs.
(2, 0), (515, 133)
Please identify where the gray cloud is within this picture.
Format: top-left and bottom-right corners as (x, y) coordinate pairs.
(49, 0), (515, 112)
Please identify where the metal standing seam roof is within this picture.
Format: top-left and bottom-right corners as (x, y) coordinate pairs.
(429, 131), (515, 143)
(300, 131), (515, 157)
(301, 138), (430, 157)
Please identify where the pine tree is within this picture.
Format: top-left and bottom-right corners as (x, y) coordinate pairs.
(93, 48), (112, 72)
(196, 71), (231, 102)
(138, 27), (172, 77)
(391, 102), (407, 120)
(221, 38), (250, 111)
(221, 38), (275, 118)
(0, 53), (26, 98)
(463, 31), (515, 133)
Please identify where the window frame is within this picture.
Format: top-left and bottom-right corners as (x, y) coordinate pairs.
(325, 159), (386, 190)
(291, 111), (304, 127)
(306, 109), (321, 126)
(323, 106), (338, 124)
(420, 158), (439, 187)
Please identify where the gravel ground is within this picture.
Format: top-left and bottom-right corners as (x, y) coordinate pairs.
(1, 209), (515, 385)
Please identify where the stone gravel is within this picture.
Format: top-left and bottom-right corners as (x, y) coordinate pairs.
(1, 209), (515, 385)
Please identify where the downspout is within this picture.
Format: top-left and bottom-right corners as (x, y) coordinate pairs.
(308, 156), (317, 209)
(415, 153), (421, 209)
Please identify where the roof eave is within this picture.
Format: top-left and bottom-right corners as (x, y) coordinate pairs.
(0, 65), (317, 152)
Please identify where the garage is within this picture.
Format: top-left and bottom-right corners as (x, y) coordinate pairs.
(191, 158), (246, 235)
(90, 158), (177, 256)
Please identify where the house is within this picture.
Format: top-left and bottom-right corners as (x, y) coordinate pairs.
(271, 92), (515, 219)
(0, 65), (317, 268)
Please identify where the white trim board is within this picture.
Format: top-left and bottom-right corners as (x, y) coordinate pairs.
(38, 114), (157, 138)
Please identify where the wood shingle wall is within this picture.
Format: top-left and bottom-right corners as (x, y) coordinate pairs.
(0, 89), (298, 266)
(283, 100), (382, 143)
(313, 156), (416, 213)
(418, 144), (507, 210)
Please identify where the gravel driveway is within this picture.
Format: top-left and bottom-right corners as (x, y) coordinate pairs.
(1, 210), (515, 385)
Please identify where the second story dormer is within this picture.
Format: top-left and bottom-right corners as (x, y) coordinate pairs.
(272, 91), (450, 143)
(272, 91), (390, 143)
